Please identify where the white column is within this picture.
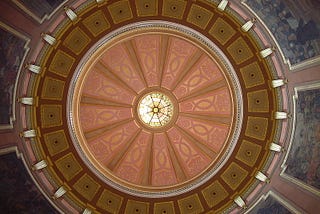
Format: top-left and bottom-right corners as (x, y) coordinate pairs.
(82, 208), (92, 214)
(41, 33), (56, 46)
(272, 79), (287, 88)
(53, 186), (67, 199)
(275, 111), (288, 119)
(32, 160), (47, 170)
(20, 129), (36, 138)
(64, 7), (77, 21)
(218, 0), (228, 11)
(270, 142), (282, 152)
(25, 64), (41, 74)
(255, 171), (270, 183)
(241, 18), (256, 32)
(260, 47), (276, 58)
(234, 196), (247, 209)
(19, 97), (34, 105)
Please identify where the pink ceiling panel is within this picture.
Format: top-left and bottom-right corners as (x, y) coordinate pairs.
(133, 35), (161, 87)
(100, 43), (145, 93)
(114, 130), (152, 184)
(79, 105), (132, 132)
(173, 55), (224, 99)
(167, 127), (211, 178)
(86, 121), (140, 167)
(152, 133), (178, 186)
(81, 68), (135, 104)
(176, 116), (230, 153)
(161, 37), (197, 89)
(179, 87), (232, 115)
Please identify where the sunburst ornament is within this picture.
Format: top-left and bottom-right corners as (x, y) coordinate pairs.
(138, 92), (174, 127)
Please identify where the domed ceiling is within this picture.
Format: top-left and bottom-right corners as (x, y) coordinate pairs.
(18, 0), (291, 213)
(71, 27), (241, 196)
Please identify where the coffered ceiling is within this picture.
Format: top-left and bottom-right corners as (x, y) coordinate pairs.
(21, 0), (284, 213)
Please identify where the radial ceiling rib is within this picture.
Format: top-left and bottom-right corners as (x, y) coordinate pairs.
(174, 125), (216, 159)
(164, 132), (187, 182)
(159, 35), (170, 87)
(124, 40), (148, 87)
(107, 128), (142, 171)
(84, 118), (133, 140)
(177, 79), (226, 102)
(141, 133), (154, 186)
(81, 95), (132, 108)
(179, 112), (231, 125)
(95, 61), (138, 95)
(170, 50), (204, 90)
(79, 104), (132, 134)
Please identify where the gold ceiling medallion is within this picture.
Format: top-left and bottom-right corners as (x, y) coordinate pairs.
(138, 92), (174, 128)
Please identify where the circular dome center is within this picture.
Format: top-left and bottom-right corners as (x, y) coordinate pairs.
(138, 92), (174, 127)
(69, 23), (243, 197)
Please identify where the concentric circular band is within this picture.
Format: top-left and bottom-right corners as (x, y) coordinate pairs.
(67, 21), (243, 197)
